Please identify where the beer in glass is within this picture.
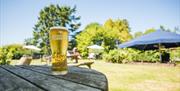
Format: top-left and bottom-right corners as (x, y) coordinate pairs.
(49, 26), (68, 75)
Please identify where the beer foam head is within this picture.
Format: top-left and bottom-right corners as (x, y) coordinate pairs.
(50, 26), (68, 31)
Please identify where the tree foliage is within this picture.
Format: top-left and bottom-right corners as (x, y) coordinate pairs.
(134, 28), (156, 38)
(144, 28), (156, 35)
(24, 38), (34, 45)
(76, 23), (103, 56)
(134, 31), (143, 38)
(32, 4), (81, 54)
(134, 26), (180, 38)
(104, 19), (132, 42)
(76, 19), (132, 57)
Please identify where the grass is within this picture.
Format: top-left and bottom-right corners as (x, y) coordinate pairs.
(10, 59), (180, 91)
(91, 60), (180, 91)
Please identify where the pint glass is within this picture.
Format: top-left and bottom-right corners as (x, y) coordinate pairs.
(49, 27), (68, 75)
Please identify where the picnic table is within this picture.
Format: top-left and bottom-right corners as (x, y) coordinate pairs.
(0, 65), (108, 91)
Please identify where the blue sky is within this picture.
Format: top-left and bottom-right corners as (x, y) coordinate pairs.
(0, 0), (180, 46)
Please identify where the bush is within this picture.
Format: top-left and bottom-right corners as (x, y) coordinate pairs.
(103, 49), (160, 63)
(103, 49), (129, 63)
(170, 47), (180, 62)
(0, 44), (33, 65)
(0, 47), (9, 65)
(136, 51), (160, 62)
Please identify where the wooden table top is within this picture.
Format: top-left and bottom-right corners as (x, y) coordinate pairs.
(0, 65), (108, 91)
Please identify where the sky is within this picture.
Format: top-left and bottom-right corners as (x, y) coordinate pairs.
(0, 0), (180, 46)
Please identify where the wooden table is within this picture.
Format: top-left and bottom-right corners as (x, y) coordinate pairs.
(0, 65), (108, 91)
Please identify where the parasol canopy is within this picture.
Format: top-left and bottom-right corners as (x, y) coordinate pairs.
(23, 45), (41, 51)
(87, 45), (104, 49)
(118, 29), (180, 50)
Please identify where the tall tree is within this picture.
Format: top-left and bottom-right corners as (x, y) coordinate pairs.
(134, 31), (143, 38)
(104, 19), (132, 42)
(134, 28), (155, 38)
(33, 4), (81, 54)
(144, 28), (156, 34)
(160, 25), (171, 32)
(174, 26), (180, 34)
(76, 19), (132, 56)
(76, 23), (103, 56)
(24, 38), (34, 45)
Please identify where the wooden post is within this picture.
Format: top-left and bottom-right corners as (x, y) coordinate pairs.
(159, 43), (162, 63)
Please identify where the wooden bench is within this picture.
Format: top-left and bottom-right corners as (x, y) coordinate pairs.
(68, 61), (94, 69)
(17, 56), (32, 65)
(67, 52), (81, 63)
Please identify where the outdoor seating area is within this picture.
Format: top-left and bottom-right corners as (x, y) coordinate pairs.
(1, 0), (180, 91)
(8, 59), (180, 91)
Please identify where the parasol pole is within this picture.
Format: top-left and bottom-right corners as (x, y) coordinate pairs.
(158, 43), (162, 62)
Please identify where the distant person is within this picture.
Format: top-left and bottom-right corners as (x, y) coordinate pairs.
(88, 53), (95, 59)
(72, 47), (81, 63)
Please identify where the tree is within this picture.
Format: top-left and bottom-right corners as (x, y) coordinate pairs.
(76, 19), (132, 57)
(160, 25), (171, 32)
(76, 23), (103, 56)
(103, 19), (132, 50)
(144, 28), (156, 34)
(134, 31), (143, 38)
(24, 38), (34, 45)
(134, 28), (156, 38)
(33, 4), (81, 54)
(104, 19), (132, 42)
(174, 26), (180, 34)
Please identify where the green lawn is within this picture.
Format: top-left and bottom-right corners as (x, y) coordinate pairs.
(91, 61), (180, 91)
(10, 59), (180, 91)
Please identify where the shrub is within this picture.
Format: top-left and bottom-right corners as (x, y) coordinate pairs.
(0, 47), (9, 65)
(103, 49), (129, 63)
(136, 51), (160, 62)
(0, 44), (33, 65)
(103, 49), (160, 63)
(170, 47), (180, 62)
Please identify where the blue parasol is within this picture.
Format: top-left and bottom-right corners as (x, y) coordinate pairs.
(119, 29), (180, 50)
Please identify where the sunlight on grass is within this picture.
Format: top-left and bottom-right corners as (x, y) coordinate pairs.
(10, 59), (180, 91)
(10, 59), (47, 65)
(90, 60), (180, 91)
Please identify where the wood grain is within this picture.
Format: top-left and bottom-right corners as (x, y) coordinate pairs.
(1, 65), (102, 91)
(0, 65), (108, 91)
(21, 65), (108, 91)
(0, 67), (43, 91)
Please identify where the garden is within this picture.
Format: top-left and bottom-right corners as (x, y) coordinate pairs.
(0, 3), (180, 91)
